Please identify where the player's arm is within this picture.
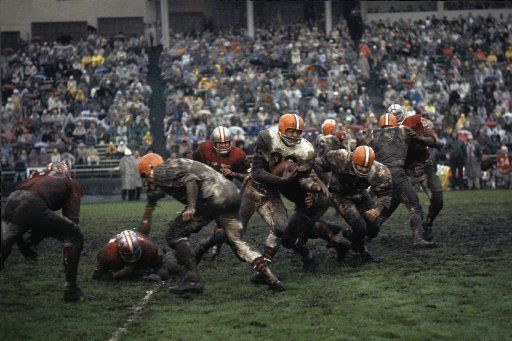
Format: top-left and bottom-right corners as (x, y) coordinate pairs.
(368, 163), (393, 215)
(136, 185), (165, 235)
(91, 246), (115, 280)
(421, 118), (441, 147)
(62, 179), (84, 224)
(403, 126), (437, 147)
(192, 147), (203, 162)
(112, 264), (135, 280)
(226, 151), (251, 181)
(182, 180), (198, 222)
(251, 133), (296, 184)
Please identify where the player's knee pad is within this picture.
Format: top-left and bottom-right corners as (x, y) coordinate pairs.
(65, 229), (84, 251)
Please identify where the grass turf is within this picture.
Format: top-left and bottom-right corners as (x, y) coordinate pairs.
(1, 190), (511, 340)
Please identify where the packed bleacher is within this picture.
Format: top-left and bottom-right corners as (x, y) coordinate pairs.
(1, 34), (153, 180)
(159, 21), (368, 157)
(2, 13), (512, 188)
(158, 14), (512, 188)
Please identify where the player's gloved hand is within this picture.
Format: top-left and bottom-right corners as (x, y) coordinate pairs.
(406, 127), (418, 138)
(364, 208), (380, 222)
(220, 168), (234, 177)
(182, 207), (196, 222)
(136, 207), (153, 234)
(305, 193), (314, 208)
(280, 163), (298, 183)
(318, 182), (330, 197)
(112, 264), (134, 280)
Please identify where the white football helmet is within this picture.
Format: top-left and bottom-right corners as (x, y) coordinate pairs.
(387, 104), (406, 122)
(212, 126), (232, 155)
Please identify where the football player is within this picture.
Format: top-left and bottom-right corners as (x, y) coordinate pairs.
(1, 162), (95, 302)
(239, 114), (326, 266)
(314, 146), (392, 262)
(388, 104), (443, 240)
(193, 126), (250, 258)
(92, 229), (180, 281)
(364, 113), (437, 247)
(138, 154), (284, 294)
(193, 126), (250, 182)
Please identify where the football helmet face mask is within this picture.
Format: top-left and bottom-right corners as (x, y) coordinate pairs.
(351, 145), (375, 177)
(118, 230), (142, 263)
(387, 104), (406, 122)
(278, 113), (304, 147)
(212, 126), (232, 156)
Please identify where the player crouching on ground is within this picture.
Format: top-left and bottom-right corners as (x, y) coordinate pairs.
(138, 153), (284, 294)
(1, 162), (95, 302)
(315, 146), (392, 263)
(92, 230), (180, 282)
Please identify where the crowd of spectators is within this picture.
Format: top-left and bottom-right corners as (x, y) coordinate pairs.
(159, 20), (370, 157)
(363, 14), (512, 188)
(1, 33), (153, 179)
(2, 12), (512, 189)
(158, 13), (512, 188)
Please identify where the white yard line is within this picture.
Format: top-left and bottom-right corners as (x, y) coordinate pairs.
(108, 282), (164, 341)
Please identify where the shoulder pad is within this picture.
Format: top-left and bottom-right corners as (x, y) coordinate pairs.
(197, 141), (213, 153)
(257, 129), (272, 149)
(231, 146), (247, 159)
(328, 148), (350, 160)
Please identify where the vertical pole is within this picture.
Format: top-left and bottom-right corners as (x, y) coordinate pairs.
(360, 1), (368, 22)
(437, 1), (444, 14)
(246, 0), (255, 39)
(160, 0), (170, 48)
(325, 0), (332, 36)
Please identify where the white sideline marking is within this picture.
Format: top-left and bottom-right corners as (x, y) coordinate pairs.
(109, 283), (163, 341)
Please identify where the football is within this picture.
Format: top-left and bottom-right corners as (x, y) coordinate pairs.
(272, 160), (298, 177)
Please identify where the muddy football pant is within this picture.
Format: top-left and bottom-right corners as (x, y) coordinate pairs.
(165, 204), (262, 283)
(383, 168), (424, 232)
(239, 181), (288, 260)
(408, 163), (443, 227)
(1, 190), (83, 292)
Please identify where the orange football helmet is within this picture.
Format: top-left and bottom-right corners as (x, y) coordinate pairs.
(278, 113), (304, 146)
(379, 113), (397, 128)
(321, 119), (337, 135)
(352, 145), (375, 177)
(138, 152), (163, 177)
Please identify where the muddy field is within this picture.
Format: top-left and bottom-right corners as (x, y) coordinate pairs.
(1, 190), (511, 339)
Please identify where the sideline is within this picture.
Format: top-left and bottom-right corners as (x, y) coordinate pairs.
(108, 282), (164, 341)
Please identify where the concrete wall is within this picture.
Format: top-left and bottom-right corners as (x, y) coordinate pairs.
(0, 0), (158, 40)
(1, 176), (123, 197)
(365, 8), (512, 23)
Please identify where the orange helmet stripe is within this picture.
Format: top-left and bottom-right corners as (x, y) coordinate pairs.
(385, 114), (389, 126)
(124, 230), (133, 252)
